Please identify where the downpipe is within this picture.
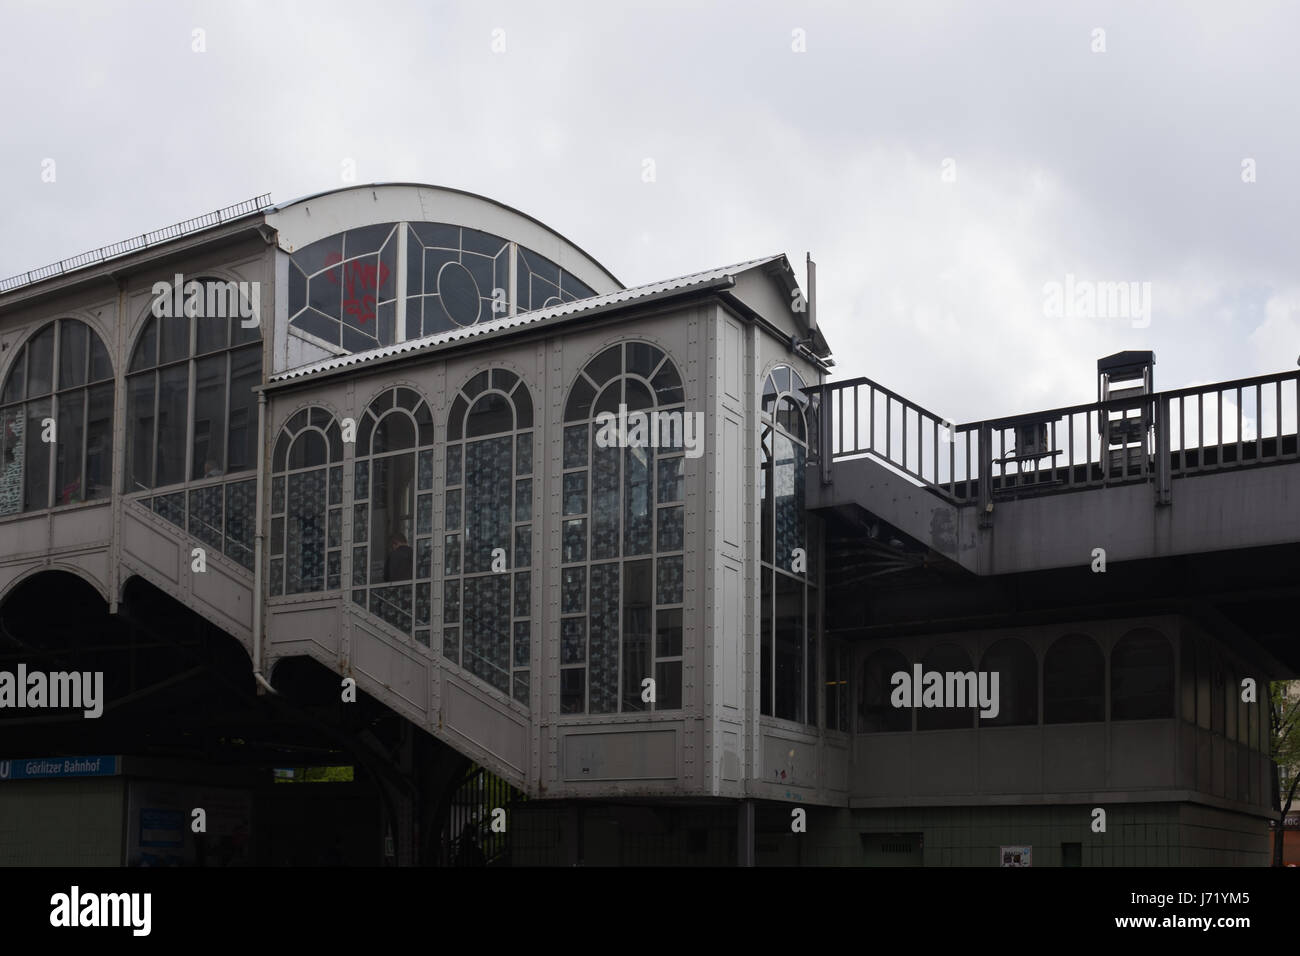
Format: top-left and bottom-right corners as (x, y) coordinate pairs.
(252, 389), (276, 696)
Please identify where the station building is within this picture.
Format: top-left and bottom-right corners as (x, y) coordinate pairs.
(0, 184), (1296, 866)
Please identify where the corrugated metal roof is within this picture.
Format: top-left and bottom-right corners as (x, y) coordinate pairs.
(268, 254), (784, 387)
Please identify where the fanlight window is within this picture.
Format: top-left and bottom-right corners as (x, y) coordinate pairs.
(270, 407), (344, 596)
(559, 342), (686, 714)
(442, 369), (535, 704)
(352, 386), (435, 645)
(0, 319), (114, 514)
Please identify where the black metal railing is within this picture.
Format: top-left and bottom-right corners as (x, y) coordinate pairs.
(0, 194), (272, 295)
(437, 764), (524, 866)
(816, 369), (1300, 506)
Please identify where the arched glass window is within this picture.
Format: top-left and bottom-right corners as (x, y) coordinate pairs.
(289, 223), (400, 350)
(858, 648), (911, 732)
(352, 386), (434, 644)
(560, 342), (686, 714)
(126, 278), (261, 491)
(1181, 635), (1197, 724)
(269, 407), (344, 596)
(1043, 633), (1104, 723)
(760, 365), (818, 724)
(1110, 628), (1174, 720)
(0, 319), (113, 513)
(917, 643), (975, 730)
(443, 369), (534, 705)
(981, 639), (1038, 727)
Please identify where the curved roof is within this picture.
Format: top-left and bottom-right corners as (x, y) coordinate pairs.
(264, 183), (623, 295)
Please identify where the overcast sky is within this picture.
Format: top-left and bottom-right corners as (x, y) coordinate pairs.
(2, 0), (1297, 422)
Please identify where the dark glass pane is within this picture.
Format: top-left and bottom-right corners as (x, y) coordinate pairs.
(656, 555), (683, 606)
(152, 491), (185, 528)
(373, 411), (415, 452)
(465, 392), (512, 437)
(327, 422), (343, 461)
(195, 306), (229, 354)
(371, 453), (415, 581)
(656, 607), (682, 657)
(514, 570), (530, 618)
(1044, 634), (1105, 724)
(777, 397), (806, 441)
(652, 362), (683, 405)
(562, 567), (585, 614)
(192, 354), (227, 478)
(563, 424), (588, 468)
(981, 639), (1038, 727)
(624, 445), (654, 555)
(773, 366), (791, 395)
(125, 373), (155, 492)
(591, 444), (619, 560)
(2, 345), (24, 403)
(444, 534), (461, 575)
(328, 552), (341, 591)
(415, 582), (431, 627)
(437, 261), (481, 327)
(54, 392), (84, 505)
(159, 312), (189, 365)
(1111, 629), (1174, 720)
(370, 584), (412, 633)
(288, 430), (326, 470)
(562, 518), (586, 563)
(463, 575), (511, 692)
(329, 465), (342, 505)
(563, 473), (587, 516)
(84, 381), (113, 501)
(463, 436), (511, 572)
(657, 456), (684, 503)
(270, 516), (284, 554)
(273, 432), (289, 472)
(626, 343), (662, 380)
(0, 408), (21, 515)
(774, 435), (805, 571)
(512, 385), (533, 429)
(417, 494), (432, 535)
(562, 618), (586, 664)
(57, 320), (87, 389)
(561, 667), (585, 713)
(513, 621), (530, 668)
(773, 573), (804, 722)
(593, 383), (621, 416)
(227, 345), (260, 473)
(130, 318), (157, 373)
(514, 526), (531, 568)
(352, 547), (368, 585)
(622, 559), (653, 711)
(655, 660), (682, 710)
(354, 460), (369, 499)
(289, 261), (307, 318)
(224, 479), (256, 570)
(445, 488), (461, 531)
(345, 222), (395, 258)
(657, 506), (684, 551)
(515, 432), (532, 475)
(269, 558), (283, 596)
(564, 376), (596, 421)
(588, 562), (620, 713)
(89, 331), (112, 383)
(26, 325), (54, 397)
(328, 507), (342, 548)
(443, 626), (460, 663)
(515, 478), (531, 522)
(418, 449), (433, 490)
(586, 345), (622, 385)
(395, 387), (420, 412)
(445, 443), (462, 486)
(624, 378), (654, 413)
(417, 537), (432, 578)
(155, 363), (188, 486)
(917, 644), (975, 730)
(188, 484), (223, 551)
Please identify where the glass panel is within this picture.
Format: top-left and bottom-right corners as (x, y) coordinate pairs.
(563, 423), (588, 468)
(57, 320), (87, 389)
(512, 387), (532, 429)
(562, 518), (586, 563)
(514, 526), (531, 568)
(287, 431), (326, 470)
(564, 377), (596, 422)
(623, 445), (653, 555)
(774, 435), (805, 572)
(655, 661), (682, 710)
(269, 557), (283, 596)
(417, 537), (431, 578)
(371, 453), (415, 581)
(415, 629), (430, 648)
(54, 391), (85, 505)
(561, 667), (585, 714)
(513, 671), (529, 707)
(657, 505), (684, 552)
(418, 449), (434, 490)
(562, 473), (586, 516)
(443, 626), (460, 662)
(562, 618), (586, 664)
(271, 476), (285, 513)
(464, 436), (511, 573)
(84, 381), (112, 501)
(352, 546), (367, 585)
(656, 555), (683, 605)
(447, 395), (467, 441)
(465, 392), (513, 437)
(622, 559), (653, 711)
(774, 573), (804, 722)
(586, 345), (622, 385)
(588, 562), (620, 714)
(2, 346), (24, 403)
(89, 333), (111, 383)
(125, 373), (154, 493)
(591, 443), (620, 560)
(285, 469), (326, 593)
(188, 485), (223, 551)
(130, 318), (157, 373)
(516, 432), (532, 475)
(656, 607), (682, 657)
(26, 325), (55, 397)
(353, 460), (369, 499)
(370, 584), (412, 633)
(155, 363), (188, 486)
(226, 345), (260, 473)
(514, 570), (530, 617)
(224, 479), (255, 570)
(513, 621), (531, 667)
(21, 397), (50, 509)
(270, 516), (284, 554)
(417, 494), (432, 535)
(626, 342), (662, 380)
(329, 465), (342, 505)
(656, 456), (684, 503)
(444, 533), (461, 574)
(0, 408), (21, 515)
(445, 487), (461, 531)
(352, 502), (368, 542)
(463, 575), (511, 693)
(190, 355), (228, 479)
(415, 582), (431, 626)
(152, 491), (185, 528)
(562, 566), (586, 614)
(445, 444), (462, 485)
(651, 362), (683, 405)
(514, 478), (531, 522)
(328, 506), (342, 549)
(443, 579), (460, 624)
(373, 411), (415, 452)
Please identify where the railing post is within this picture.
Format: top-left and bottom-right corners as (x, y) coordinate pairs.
(819, 383), (833, 486)
(1155, 394), (1172, 506)
(978, 422), (993, 528)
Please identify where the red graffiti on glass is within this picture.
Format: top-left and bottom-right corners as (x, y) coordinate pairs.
(324, 253), (390, 325)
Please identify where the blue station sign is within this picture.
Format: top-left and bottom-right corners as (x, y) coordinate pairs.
(0, 756), (119, 780)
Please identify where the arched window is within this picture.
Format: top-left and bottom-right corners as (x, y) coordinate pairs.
(270, 407), (344, 596)
(760, 365), (817, 724)
(1043, 633), (1104, 723)
(126, 278), (261, 491)
(560, 342), (686, 714)
(0, 319), (113, 513)
(1110, 628), (1174, 720)
(917, 643), (976, 730)
(352, 386), (434, 643)
(981, 639), (1038, 727)
(1181, 635), (1197, 723)
(858, 648), (911, 732)
(443, 369), (534, 704)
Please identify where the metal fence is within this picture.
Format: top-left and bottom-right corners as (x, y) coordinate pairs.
(0, 194), (272, 295)
(816, 369), (1300, 507)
